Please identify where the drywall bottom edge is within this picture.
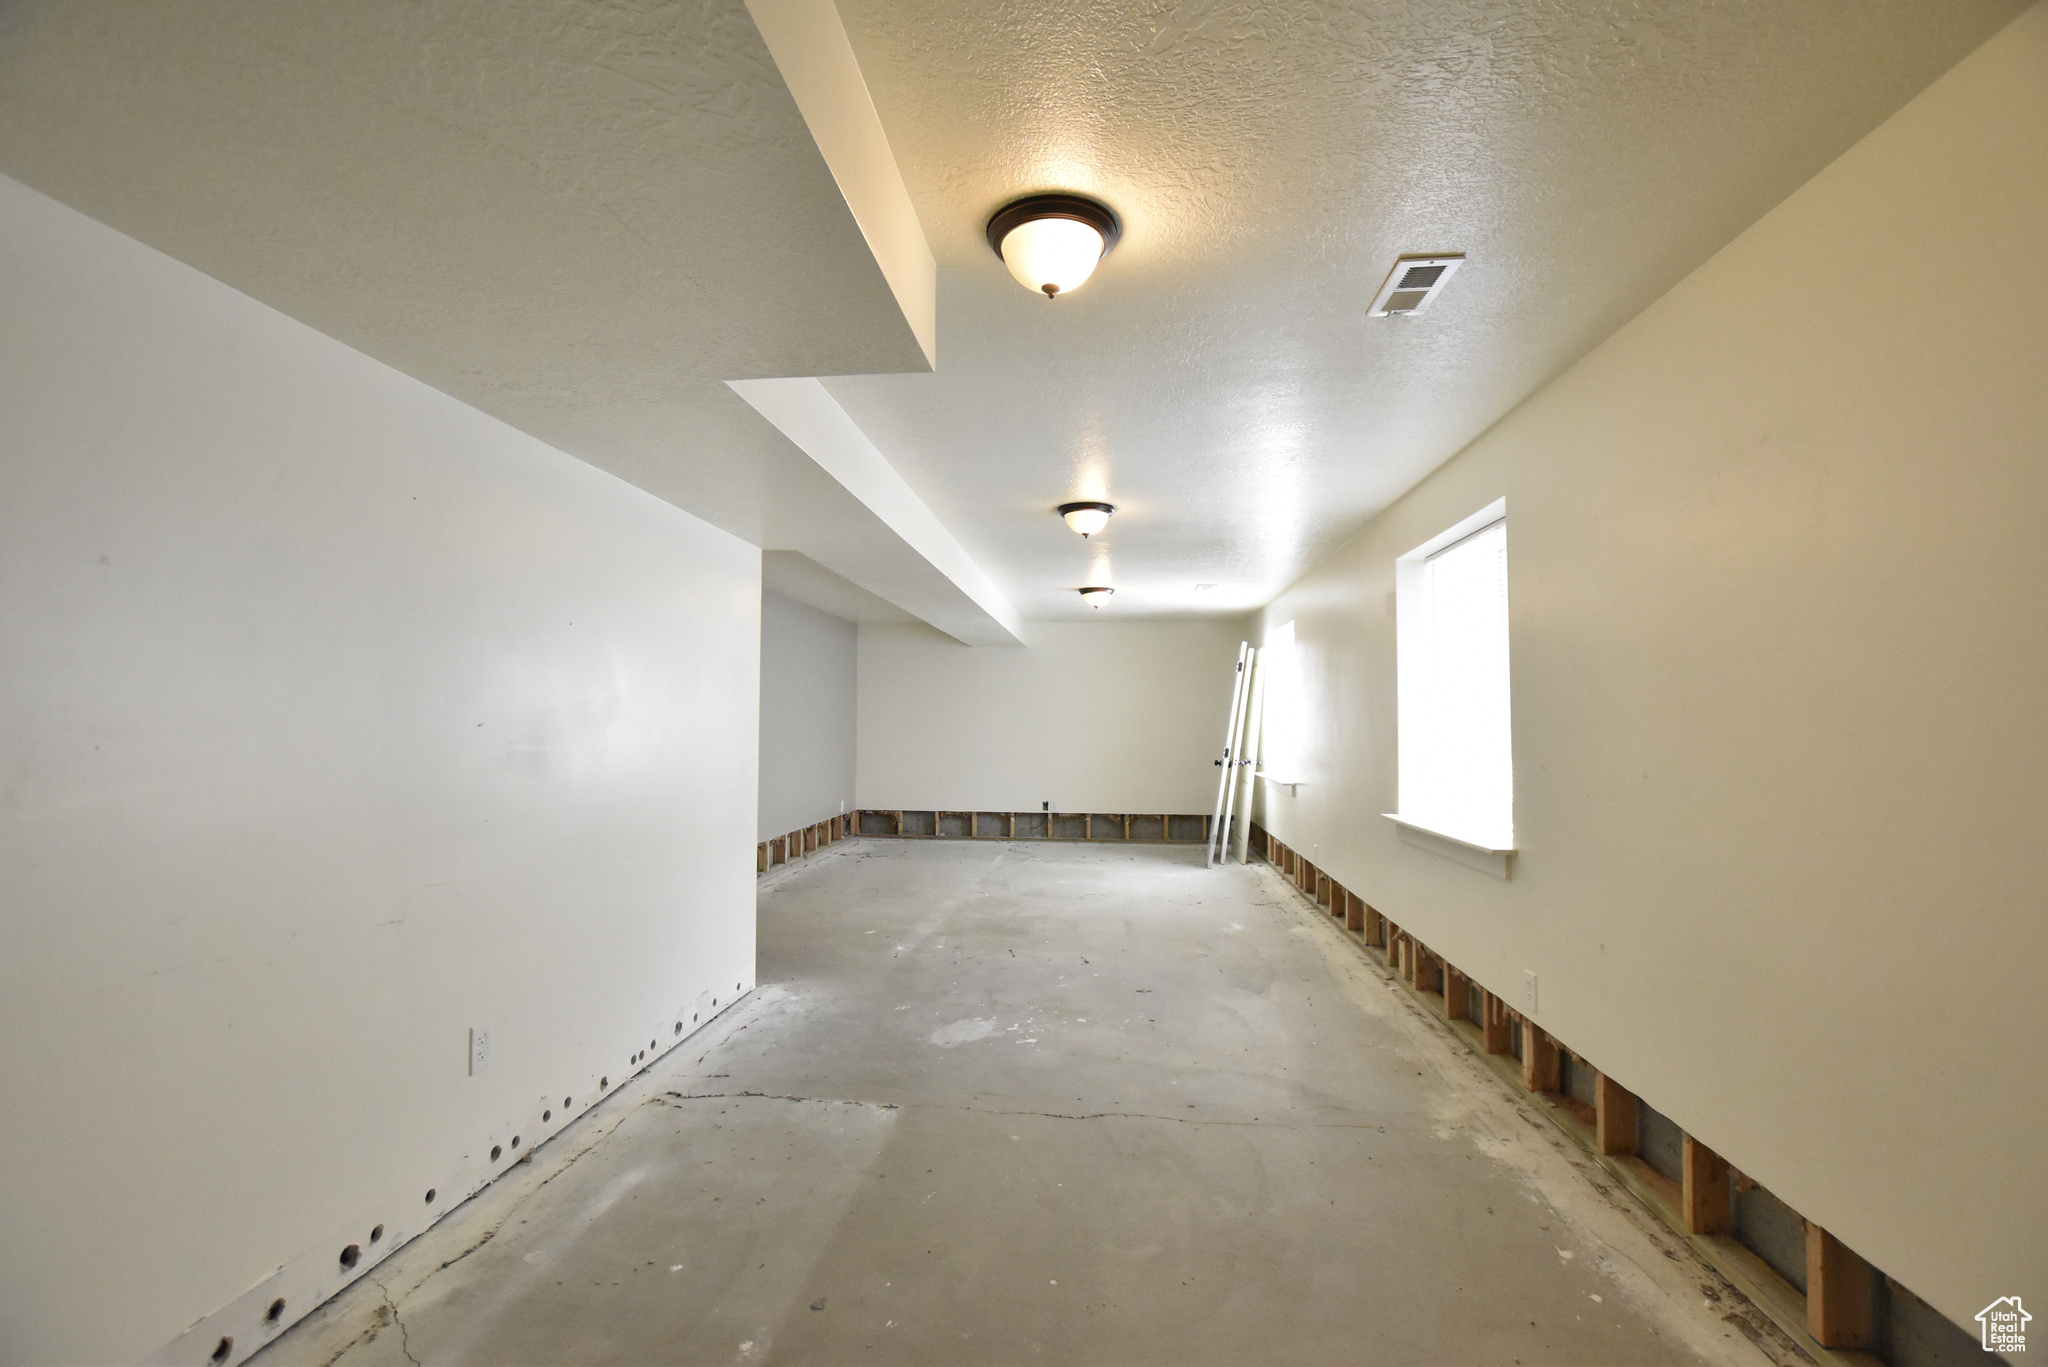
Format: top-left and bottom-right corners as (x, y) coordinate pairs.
(145, 983), (755, 1367)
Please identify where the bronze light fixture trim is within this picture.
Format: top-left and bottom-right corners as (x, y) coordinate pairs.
(987, 194), (1123, 298)
(1058, 501), (1117, 537)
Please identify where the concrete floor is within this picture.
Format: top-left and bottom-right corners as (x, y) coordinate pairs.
(269, 840), (1803, 1366)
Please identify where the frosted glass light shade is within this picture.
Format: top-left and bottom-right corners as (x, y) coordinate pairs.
(1058, 501), (1115, 537)
(1079, 587), (1114, 608)
(986, 195), (1122, 299)
(1000, 218), (1106, 298)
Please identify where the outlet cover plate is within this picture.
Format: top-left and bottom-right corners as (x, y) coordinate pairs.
(469, 1024), (493, 1076)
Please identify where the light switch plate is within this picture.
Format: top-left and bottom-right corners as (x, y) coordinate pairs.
(1521, 972), (1538, 1017)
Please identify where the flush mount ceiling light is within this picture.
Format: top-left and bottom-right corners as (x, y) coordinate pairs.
(987, 195), (1122, 299)
(1057, 501), (1116, 537)
(1078, 587), (1115, 608)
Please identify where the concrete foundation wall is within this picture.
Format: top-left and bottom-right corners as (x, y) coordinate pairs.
(1249, 7), (2047, 1332)
(856, 620), (1250, 815)
(0, 176), (761, 1366)
(758, 589), (857, 841)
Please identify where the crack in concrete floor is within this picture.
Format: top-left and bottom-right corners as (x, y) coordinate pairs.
(261, 840), (1804, 1366)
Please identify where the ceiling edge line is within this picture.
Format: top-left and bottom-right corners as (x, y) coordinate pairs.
(744, 0), (937, 369)
(728, 376), (1025, 645)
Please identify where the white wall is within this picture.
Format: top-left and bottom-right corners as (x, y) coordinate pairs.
(1252, 6), (2047, 1332)
(0, 177), (760, 1366)
(857, 620), (1249, 814)
(759, 589), (857, 839)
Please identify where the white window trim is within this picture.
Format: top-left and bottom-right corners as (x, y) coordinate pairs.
(1385, 497), (1516, 877)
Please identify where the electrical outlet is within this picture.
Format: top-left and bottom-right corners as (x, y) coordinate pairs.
(1521, 972), (1538, 1017)
(469, 1025), (493, 1076)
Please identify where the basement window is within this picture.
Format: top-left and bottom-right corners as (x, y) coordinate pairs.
(1389, 500), (1514, 864)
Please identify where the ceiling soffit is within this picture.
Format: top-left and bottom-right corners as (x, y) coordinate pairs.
(0, 0), (1025, 641)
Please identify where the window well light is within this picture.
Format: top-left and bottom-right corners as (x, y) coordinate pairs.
(1058, 501), (1116, 537)
(1078, 587), (1114, 608)
(987, 195), (1122, 299)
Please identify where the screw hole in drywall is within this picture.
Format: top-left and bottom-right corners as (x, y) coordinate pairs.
(692, 1013), (699, 1022)
(648, 1039), (656, 1050)
(563, 1095), (571, 1107)
(211, 1336), (233, 1362)
(369, 1224), (383, 1244)
(424, 1189), (436, 1204)
(542, 1109), (551, 1122)
(490, 1145), (502, 1162)
(266, 1298), (286, 1324)
(511, 1135), (521, 1149)
(712, 999), (718, 1007)
(600, 1077), (609, 1089)
(339, 1244), (361, 1270)
(674, 1022), (682, 1035)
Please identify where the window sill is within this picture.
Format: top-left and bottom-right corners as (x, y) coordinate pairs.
(1382, 814), (1514, 879)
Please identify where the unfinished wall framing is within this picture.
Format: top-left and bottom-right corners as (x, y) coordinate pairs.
(757, 813), (856, 874)
(849, 810), (1213, 844)
(1251, 823), (1985, 1367)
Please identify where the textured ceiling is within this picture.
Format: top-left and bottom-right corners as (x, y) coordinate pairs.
(0, 0), (2027, 631)
(824, 0), (2028, 618)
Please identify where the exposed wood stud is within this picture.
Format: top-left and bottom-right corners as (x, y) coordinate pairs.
(1362, 904), (1383, 945)
(1410, 940), (1435, 992)
(1344, 890), (1364, 933)
(1444, 967), (1469, 1020)
(1805, 1223), (1877, 1349)
(1522, 1021), (1560, 1092)
(1595, 1073), (1638, 1155)
(1682, 1134), (1732, 1235)
(1481, 992), (1513, 1054)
